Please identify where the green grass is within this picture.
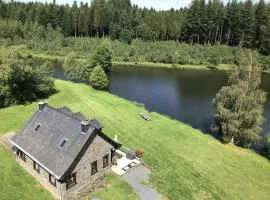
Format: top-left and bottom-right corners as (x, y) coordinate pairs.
(1, 80), (270, 200)
(0, 145), (53, 200)
(86, 172), (139, 200)
(113, 61), (231, 71)
(0, 144), (138, 200)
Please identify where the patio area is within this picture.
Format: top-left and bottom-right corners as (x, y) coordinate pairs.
(111, 149), (160, 200)
(111, 149), (141, 176)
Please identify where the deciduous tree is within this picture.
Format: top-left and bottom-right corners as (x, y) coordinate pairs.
(213, 50), (266, 147)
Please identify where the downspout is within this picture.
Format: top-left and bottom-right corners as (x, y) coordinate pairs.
(60, 181), (63, 200)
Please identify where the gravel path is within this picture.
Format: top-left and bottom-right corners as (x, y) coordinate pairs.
(0, 132), (16, 149)
(123, 165), (160, 200)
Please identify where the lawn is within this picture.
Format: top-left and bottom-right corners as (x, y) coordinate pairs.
(0, 145), (53, 200)
(86, 172), (139, 200)
(1, 80), (270, 200)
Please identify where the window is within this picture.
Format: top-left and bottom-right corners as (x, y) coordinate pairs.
(33, 161), (40, 173)
(58, 138), (68, 149)
(91, 161), (98, 175)
(49, 174), (56, 187)
(18, 150), (26, 162)
(34, 124), (40, 131)
(66, 173), (77, 189)
(103, 154), (109, 168)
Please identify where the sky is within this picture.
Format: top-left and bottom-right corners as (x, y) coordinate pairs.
(9, 0), (270, 10)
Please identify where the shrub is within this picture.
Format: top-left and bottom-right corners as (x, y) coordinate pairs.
(260, 56), (270, 70)
(209, 52), (221, 68)
(260, 135), (270, 159)
(0, 58), (55, 108)
(162, 53), (173, 64)
(89, 65), (109, 90)
(119, 29), (133, 44)
(63, 52), (90, 81)
(91, 46), (112, 74)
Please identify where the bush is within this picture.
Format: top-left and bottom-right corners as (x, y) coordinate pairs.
(63, 52), (90, 81)
(89, 65), (109, 90)
(260, 56), (270, 70)
(119, 29), (133, 44)
(162, 53), (173, 64)
(209, 52), (220, 68)
(0, 58), (56, 108)
(260, 135), (270, 159)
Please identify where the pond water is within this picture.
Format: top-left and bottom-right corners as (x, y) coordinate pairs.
(53, 66), (270, 135)
(108, 67), (270, 135)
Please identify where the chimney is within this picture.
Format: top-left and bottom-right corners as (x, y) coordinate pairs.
(38, 102), (47, 111)
(81, 121), (90, 134)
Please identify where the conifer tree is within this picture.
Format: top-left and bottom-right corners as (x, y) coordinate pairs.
(72, 1), (79, 37)
(240, 0), (255, 48)
(93, 0), (108, 37)
(89, 65), (109, 90)
(254, 0), (269, 54)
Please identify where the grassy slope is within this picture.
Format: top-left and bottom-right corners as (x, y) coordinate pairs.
(87, 172), (139, 200)
(0, 80), (270, 200)
(0, 145), (137, 200)
(0, 146), (53, 200)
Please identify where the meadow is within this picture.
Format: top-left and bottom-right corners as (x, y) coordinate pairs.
(1, 80), (270, 200)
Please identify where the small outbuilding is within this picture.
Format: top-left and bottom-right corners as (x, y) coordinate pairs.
(10, 102), (121, 200)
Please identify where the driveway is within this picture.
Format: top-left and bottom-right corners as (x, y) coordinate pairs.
(123, 165), (160, 200)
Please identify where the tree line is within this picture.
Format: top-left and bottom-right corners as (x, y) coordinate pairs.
(0, 0), (269, 55)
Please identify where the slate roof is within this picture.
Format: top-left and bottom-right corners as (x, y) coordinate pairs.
(11, 104), (119, 180)
(58, 107), (96, 122)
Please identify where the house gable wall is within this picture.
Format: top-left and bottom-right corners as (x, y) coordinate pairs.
(60, 131), (114, 199)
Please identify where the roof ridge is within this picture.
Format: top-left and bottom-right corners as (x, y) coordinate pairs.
(46, 105), (84, 122)
(72, 112), (82, 115)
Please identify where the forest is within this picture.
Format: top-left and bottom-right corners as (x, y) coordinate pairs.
(1, 1), (270, 199)
(0, 0), (269, 55)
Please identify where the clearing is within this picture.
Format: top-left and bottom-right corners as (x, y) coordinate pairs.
(0, 80), (270, 199)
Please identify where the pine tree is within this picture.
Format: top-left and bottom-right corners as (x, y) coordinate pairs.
(240, 0), (255, 48)
(93, 0), (108, 37)
(72, 1), (79, 37)
(62, 6), (73, 36)
(183, 0), (208, 44)
(206, 0), (224, 44)
(91, 46), (112, 73)
(89, 65), (109, 90)
(254, 0), (269, 54)
(226, 0), (243, 46)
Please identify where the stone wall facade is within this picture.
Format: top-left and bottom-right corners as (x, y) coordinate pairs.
(60, 132), (114, 199)
(17, 153), (62, 199)
(16, 131), (114, 200)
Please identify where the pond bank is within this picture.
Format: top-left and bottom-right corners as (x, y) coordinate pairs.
(113, 61), (230, 71)
(22, 52), (270, 74)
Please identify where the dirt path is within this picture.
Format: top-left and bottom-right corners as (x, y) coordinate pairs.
(0, 132), (16, 149)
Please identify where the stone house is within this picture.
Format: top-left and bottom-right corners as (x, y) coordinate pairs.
(10, 102), (121, 199)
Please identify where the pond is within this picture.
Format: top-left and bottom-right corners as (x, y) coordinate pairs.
(53, 66), (270, 135)
(108, 67), (270, 135)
